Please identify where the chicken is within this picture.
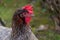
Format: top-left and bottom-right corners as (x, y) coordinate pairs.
(0, 4), (38, 40)
(0, 26), (11, 40)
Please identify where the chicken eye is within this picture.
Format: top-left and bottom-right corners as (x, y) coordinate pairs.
(20, 14), (23, 17)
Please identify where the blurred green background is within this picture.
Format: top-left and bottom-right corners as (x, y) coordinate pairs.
(0, 0), (60, 40)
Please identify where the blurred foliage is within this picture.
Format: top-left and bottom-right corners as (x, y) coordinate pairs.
(40, 0), (60, 27)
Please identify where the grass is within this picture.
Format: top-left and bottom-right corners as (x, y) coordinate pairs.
(35, 30), (60, 40)
(0, 7), (14, 27)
